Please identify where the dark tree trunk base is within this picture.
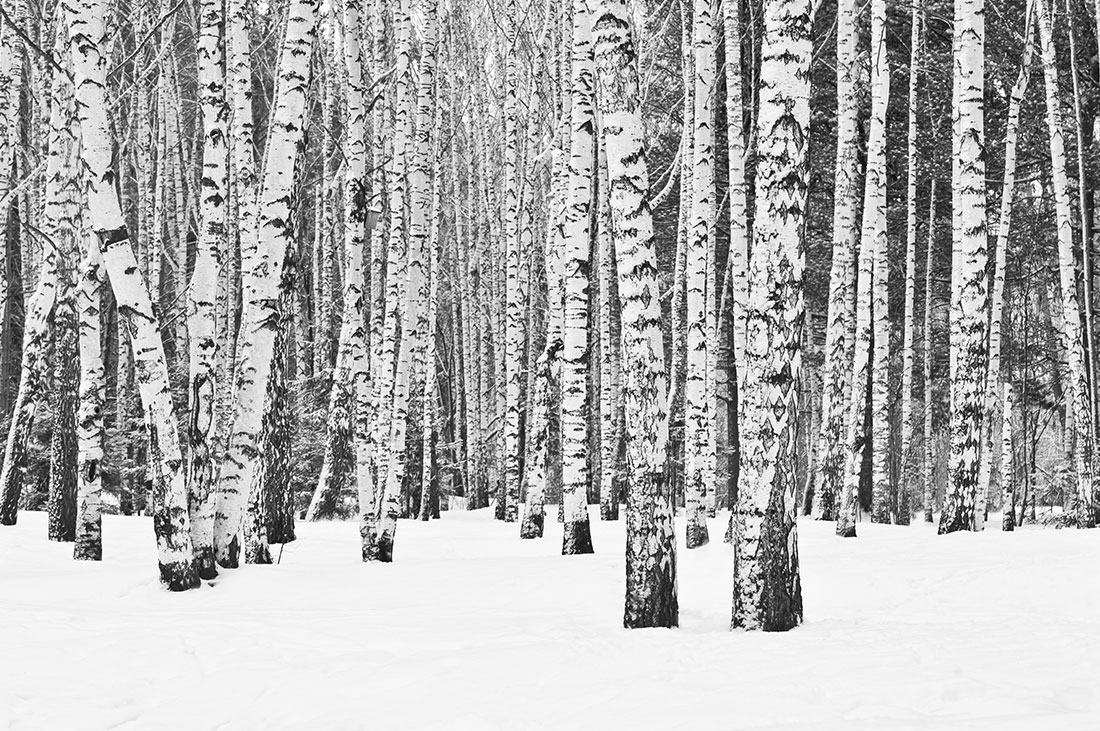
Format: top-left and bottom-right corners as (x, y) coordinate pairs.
(194, 550), (218, 580)
(562, 519), (594, 554)
(519, 511), (544, 539)
(217, 535), (241, 570)
(159, 560), (201, 591)
(685, 520), (709, 548)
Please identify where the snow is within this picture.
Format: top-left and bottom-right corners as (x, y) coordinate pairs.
(1, 509), (1098, 730)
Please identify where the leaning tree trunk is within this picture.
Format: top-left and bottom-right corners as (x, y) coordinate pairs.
(977, 1), (1035, 529)
(0, 44), (70, 527)
(731, 0), (808, 632)
(810, 0), (858, 522)
(214, 0), (319, 568)
(721, 0), (749, 522)
(560, 0), (595, 556)
(1034, 0), (1094, 527)
(591, 0), (678, 628)
(939, 0), (989, 534)
(65, 0), (198, 589)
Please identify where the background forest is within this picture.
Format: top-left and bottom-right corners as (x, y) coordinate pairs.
(0, 0), (1096, 617)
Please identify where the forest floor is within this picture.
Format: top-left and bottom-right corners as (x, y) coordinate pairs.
(1, 508), (1098, 730)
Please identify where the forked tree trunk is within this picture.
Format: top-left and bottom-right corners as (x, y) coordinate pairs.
(215, 0), (319, 567)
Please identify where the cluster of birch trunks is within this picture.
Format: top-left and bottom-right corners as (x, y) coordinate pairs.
(0, 0), (1097, 630)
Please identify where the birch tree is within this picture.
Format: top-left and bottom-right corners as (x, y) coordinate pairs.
(977, 0), (1035, 529)
(867, 0), (892, 524)
(731, 0), (807, 631)
(560, 0), (595, 555)
(684, 0), (715, 548)
(189, 0), (229, 579)
(809, 0), (858, 522)
(215, 0), (320, 567)
(1034, 0), (1094, 528)
(591, 0), (677, 628)
(939, 0), (989, 535)
(65, 0), (198, 589)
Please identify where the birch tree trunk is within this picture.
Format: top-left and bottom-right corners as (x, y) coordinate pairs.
(502, 0), (523, 524)
(44, 44), (82, 542)
(923, 182), (937, 522)
(721, 0), (748, 519)
(684, 0), (715, 548)
(188, 0), (229, 579)
(731, 0), (807, 631)
(73, 239), (106, 559)
(368, 0), (436, 562)
(977, 1), (1035, 529)
(215, 0), (319, 567)
(591, 0), (677, 628)
(898, 0), (926, 526)
(1034, 0), (1094, 528)
(560, 0), (595, 555)
(809, 0), (858, 522)
(1001, 384), (1015, 531)
(65, 0), (198, 589)
(939, 0), (990, 534)
(867, 0), (892, 524)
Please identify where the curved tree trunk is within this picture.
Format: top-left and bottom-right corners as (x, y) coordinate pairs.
(215, 0), (319, 568)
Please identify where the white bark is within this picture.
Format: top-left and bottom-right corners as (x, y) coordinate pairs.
(189, 0), (229, 579)
(215, 0), (319, 567)
(592, 0), (677, 628)
(685, 0), (715, 548)
(65, 0), (198, 589)
(977, 0), (1035, 529)
(810, 0), (858, 522)
(940, 0), (989, 534)
(731, 0), (807, 631)
(867, 0), (892, 525)
(560, 0), (595, 555)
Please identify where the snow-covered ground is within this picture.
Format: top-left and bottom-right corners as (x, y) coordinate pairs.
(1, 509), (1097, 730)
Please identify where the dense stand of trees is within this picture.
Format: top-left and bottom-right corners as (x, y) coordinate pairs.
(0, 0), (1097, 630)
